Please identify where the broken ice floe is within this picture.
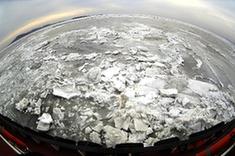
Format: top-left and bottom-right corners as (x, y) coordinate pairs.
(103, 125), (128, 147)
(53, 107), (64, 121)
(53, 86), (81, 99)
(2, 15), (234, 147)
(15, 98), (29, 111)
(87, 67), (101, 82)
(37, 113), (53, 131)
(188, 79), (218, 96)
(90, 131), (101, 144)
(159, 88), (178, 97)
(195, 58), (203, 69)
(134, 118), (149, 132)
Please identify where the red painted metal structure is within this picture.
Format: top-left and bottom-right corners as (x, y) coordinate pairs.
(0, 114), (234, 156)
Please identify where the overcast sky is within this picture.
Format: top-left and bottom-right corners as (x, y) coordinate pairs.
(0, 0), (235, 49)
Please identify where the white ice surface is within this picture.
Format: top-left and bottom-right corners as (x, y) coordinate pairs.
(2, 15), (234, 147)
(37, 113), (53, 131)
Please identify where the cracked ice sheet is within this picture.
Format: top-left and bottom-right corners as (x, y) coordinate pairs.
(0, 15), (234, 147)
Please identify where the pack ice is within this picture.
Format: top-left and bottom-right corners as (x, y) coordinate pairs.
(0, 15), (234, 147)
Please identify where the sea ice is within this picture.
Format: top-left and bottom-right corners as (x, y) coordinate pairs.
(90, 132), (101, 144)
(139, 77), (166, 89)
(53, 86), (80, 100)
(53, 107), (64, 121)
(37, 113), (53, 131)
(87, 67), (101, 82)
(159, 88), (178, 97)
(2, 15), (234, 147)
(103, 125), (128, 147)
(188, 79), (218, 96)
(101, 67), (120, 81)
(134, 118), (149, 132)
(15, 98), (29, 111)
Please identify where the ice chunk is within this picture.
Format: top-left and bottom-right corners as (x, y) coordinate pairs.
(103, 125), (128, 147)
(87, 67), (101, 82)
(195, 58), (202, 69)
(85, 127), (93, 134)
(136, 56), (151, 62)
(90, 132), (101, 144)
(182, 97), (190, 106)
(112, 50), (121, 55)
(177, 93), (200, 108)
(68, 112), (75, 117)
(134, 118), (149, 132)
(53, 107), (64, 121)
(137, 46), (149, 52)
(40, 90), (49, 98)
(188, 79), (218, 96)
(129, 47), (138, 55)
(128, 133), (146, 143)
(160, 88), (178, 97)
(183, 42), (192, 50)
(105, 50), (112, 55)
(15, 98), (29, 111)
(189, 121), (203, 132)
(34, 98), (42, 115)
(114, 117), (124, 129)
(158, 97), (175, 105)
(124, 87), (135, 99)
(146, 127), (153, 135)
(144, 137), (156, 146)
(112, 79), (126, 92)
(85, 53), (98, 60)
(135, 85), (157, 96)
(119, 94), (128, 109)
(134, 93), (156, 105)
(127, 73), (139, 82)
(153, 62), (165, 67)
(78, 62), (89, 71)
(64, 53), (81, 61)
(85, 90), (112, 104)
(135, 64), (142, 71)
(113, 115), (131, 130)
(139, 77), (166, 89)
(167, 77), (188, 91)
(101, 67), (120, 81)
(92, 122), (103, 133)
(114, 44), (124, 48)
(37, 113), (53, 131)
(53, 86), (80, 100)
(122, 116), (131, 130)
(169, 108), (181, 117)
(145, 67), (162, 76)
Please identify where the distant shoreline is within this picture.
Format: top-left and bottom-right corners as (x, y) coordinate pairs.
(9, 14), (235, 48)
(10, 15), (88, 45)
